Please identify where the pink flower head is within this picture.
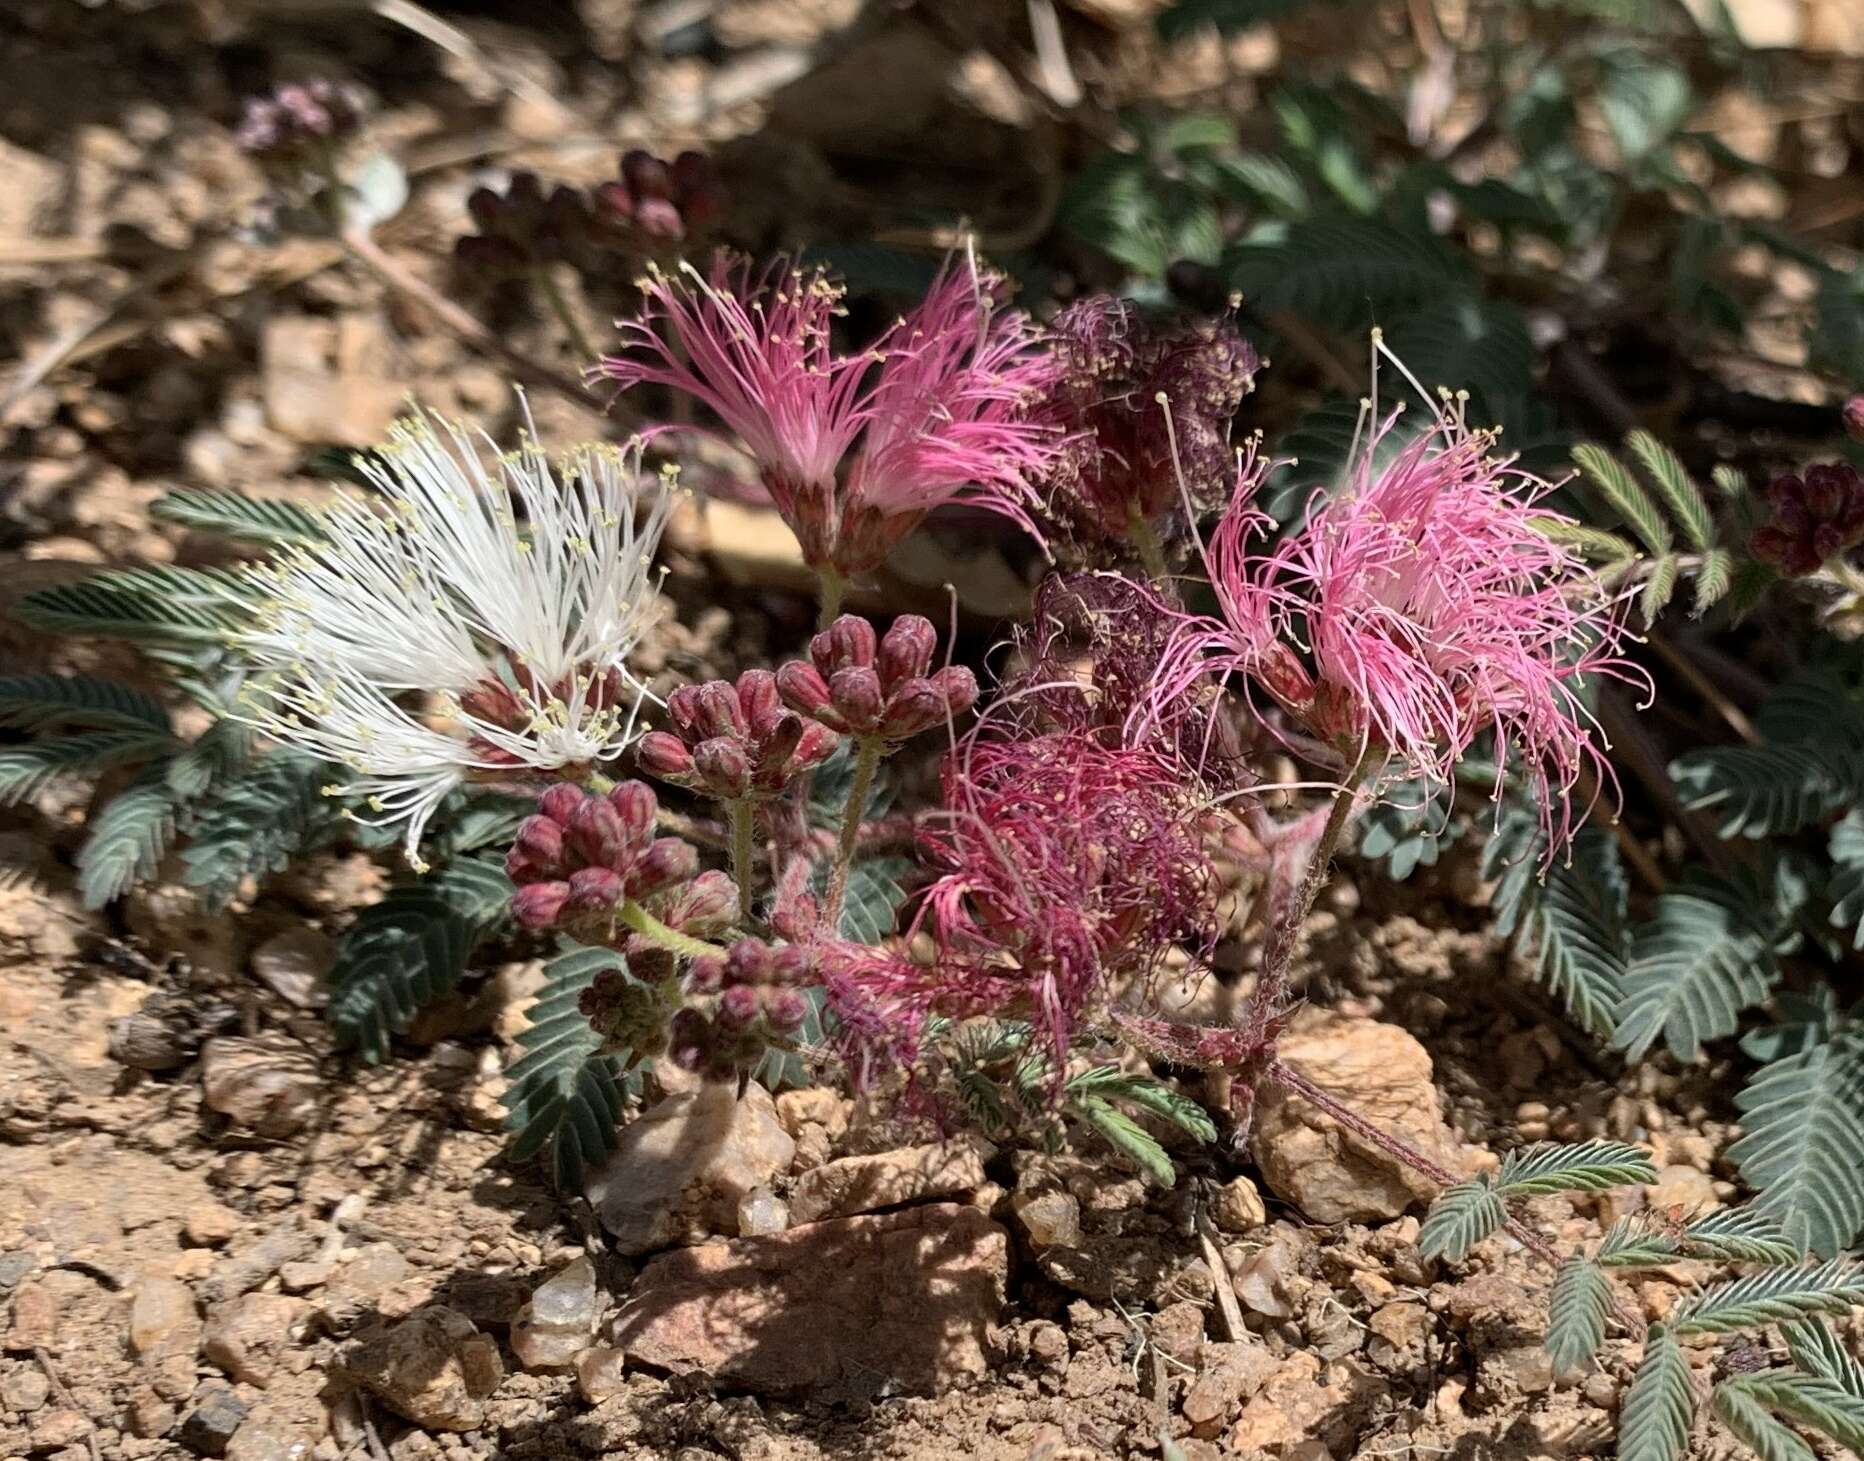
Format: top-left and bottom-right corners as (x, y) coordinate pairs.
(1169, 395), (1647, 850)
(596, 252), (1062, 578)
(910, 728), (1217, 1065)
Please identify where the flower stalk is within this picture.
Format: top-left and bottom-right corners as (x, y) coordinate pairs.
(618, 898), (726, 961)
(822, 736), (883, 933)
(728, 798), (757, 924)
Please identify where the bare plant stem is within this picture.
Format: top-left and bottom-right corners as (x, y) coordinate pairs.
(822, 736), (883, 934)
(1230, 764), (1363, 1142)
(1266, 1057), (1647, 1339)
(340, 229), (608, 413)
(728, 798), (757, 924)
(1128, 510), (1170, 584)
(816, 567), (848, 630)
(618, 899), (724, 961)
(532, 266), (600, 365)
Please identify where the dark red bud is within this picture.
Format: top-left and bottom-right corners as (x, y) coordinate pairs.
(717, 984), (762, 1030)
(877, 615), (937, 691)
(514, 815), (565, 869)
(567, 866), (625, 911)
(830, 667), (884, 731)
(736, 669), (781, 732)
(770, 945), (814, 986)
(539, 782), (587, 826)
(879, 679), (944, 741)
(512, 881), (571, 930)
(763, 988), (808, 1033)
(692, 681), (747, 740)
(694, 738), (753, 800)
(621, 149), (671, 200)
(592, 179), (633, 223)
(724, 938), (772, 986)
(636, 730), (696, 783)
(667, 870), (738, 932)
(567, 797), (628, 869)
(670, 150), (712, 195)
(818, 615), (877, 674)
(753, 713), (805, 788)
(1845, 395), (1864, 443)
(634, 198), (684, 241)
(687, 956), (726, 995)
(667, 1008), (710, 1070)
(1805, 469), (1845, 519)
(628, 838), (699, 898)
(790, 722), (841, 774)
(929, 664), (979, 720)
(608, 780), (658, 846)
(460, 678), (524, 725)
(776, 661), (835, 722)
(666, 684), (706, 736)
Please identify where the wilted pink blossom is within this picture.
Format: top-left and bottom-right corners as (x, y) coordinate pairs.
(596, 253), (1061, 578)
(1162, 404), (1645, 848)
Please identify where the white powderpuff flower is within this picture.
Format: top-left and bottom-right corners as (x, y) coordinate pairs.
(235, 406), (677, 866)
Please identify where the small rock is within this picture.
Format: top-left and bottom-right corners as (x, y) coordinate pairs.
(1, 1367), (50, 1412)
(277, 1261), (333, 1294)
(0, 1251), (35, 1291)
(202, 1293), (312, 1387)
(29, 1407), (92, 1450)
(1366, 1300), (1428, 1365)
(184, 1202), (242, 1248)
(1229, 1352), (1388, 1456)
(221, 1373), (328, 1461)
(262, 315), (405, 447)
(199, 1224), (316, 1305)
(1182, 1341), (1280, 1435)
(128, 1276), (202, 1362)
(773, 1086), (851, 1138)
(1230, 1227), (1306, 1319)
(1149, 1299), (1206, 1368)
(344, 1305), (503, 1431)
(1480, 1342), (1556, 1398)
(319, 1242), (416, 1326)
(575, 1345), (628, 1404)
(1648, 1164), (1719, 1216)
(1210, 1174), (1267, 1232)
(789, 1138), (991, 1224)
(584, 1083), (795, 1254)
(614, 1203), (1008, 1397)
(179, 1382), (248, 1456)
(1010, 1190), (1081, 1249)
(1250, 1012), (1464, 1222)
(737, 1188), (788, 1237)
(127, 1387), (178, 1438)
(510, 1257), (599, 1371)
(200, 1036), (320, 1138)
(250, 927), (332, 1010)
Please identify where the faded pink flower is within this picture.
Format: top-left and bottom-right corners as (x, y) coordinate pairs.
(1164, 404), (1645, 847)
(596, 253), (1061, 579)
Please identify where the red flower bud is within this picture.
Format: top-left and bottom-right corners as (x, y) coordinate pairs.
(628, 837), (699, 898)
(763, 988), (808, 1033)
(512, 881), (571, 930)
(829, 666), (884, 732)
(814, 615), (877, 675)
(608, 780), (658, 846)
(878, 615), (937, 692)
(539, 782), (587, 826)
(667, 1008), (710, 1070)
(792, 722), (842, 775)
(770, 945), (814, 986)
(664, 870), (738, 934)
(566, 797), (628, 870)
(635, 198), (684, 241)
(592, 179), (633, 223)
(1844, 395), (1864, 443)
(687, 956), (726, 994)
(717, 984), (763, 1030)
(513, 815), (566, 870)
(754, 713), (805, 788)
(724, 938), (772, 986)
(692, 681), (747, 740)
(930, 664), (979, 720)
(776, 661), (836, 721)
(737, 669), (782, 731)
(567, 865), (625, 911)
(621, 149), (672, 200)
(636, 730), (696, 783)
(879, 679), (944, 741)
(666, 684), (706, 735)
(694, 737), (752, 800)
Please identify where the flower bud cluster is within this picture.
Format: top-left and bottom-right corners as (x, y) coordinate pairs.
(578, 964), (680, 1059)
(1750, 463), (1864, 576)
(636, 670), (839, 801)
(776, 615), (977, 741)
(664, 938), (816, 1079)
(506, 781), (700, 931)
(234, 80), (363, 163)
(454, 151), (725, 280)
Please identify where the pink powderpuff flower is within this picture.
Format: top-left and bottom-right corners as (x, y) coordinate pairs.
(1163, 392), (1647, 850)
(596, 252), (1062, 579)
(907, 728), (1218, 1066)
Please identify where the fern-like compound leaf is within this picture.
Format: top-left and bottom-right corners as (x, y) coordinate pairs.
(151, 489), (329, 547)
(1619, 1325), (1699, 1461)
(1671, 743), (1864, 839)
(1727, 1020), (1864, 1256)
(1070, 1095), (1176, 1187)
(1528, 515), (1639, 563)
(1497, 1139), (1656, 1195)
(75, 771), (180, 909)
(1419, 1175), (1506, 1261)
(503, 944), (632, 1188)
(1670, 1260), (1864, 1334)
(1780, 1319), (1864, 1400)
(1675, 1206), (1799, 1265)
(1612, 884), (1779, 1062)
(1546, 1254), (1613, 1373)
(1711, 1379), (1818, 1461)
(326, 857), (513, 1062)
(1573, 443), (1672, 556)
(1829, 811), (1864, 949)
(181, 752), (345, 911)
(0, 674), (170, 734)
(0, 731), (179, 806)
(1624, 430), (1714, 550)
(12, 565), (252, 645)
(1746, 1371), (1864, 1452)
